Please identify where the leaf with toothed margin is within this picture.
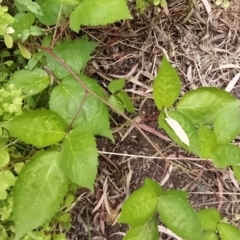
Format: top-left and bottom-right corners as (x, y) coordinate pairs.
(13, 151), (68, 240)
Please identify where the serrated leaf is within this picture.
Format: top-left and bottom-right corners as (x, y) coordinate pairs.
(217, 222), (240, 240)
(108, 79), (125, 94)
(165, 110), (189, 146)
(157, 190), (202, 240)
(158, 110), (199, 155)
(69, 0), (132, 32)
(36, 0), (74, 26)
(10, 68), (50, 98)
(11, 12), (35, 40)
(4, 110), (66, 148)
(177, 87), (239, 125)
(202, 232), (219, 240)
(123, 217), (158, 240)
(117, 91), (135, 113)
(108, 95), (125, 114)
(153, 56), (181, 110)
(233, 165), (240, 183)
(0, 148), (10, 168)
(211, 144), (240, 169)
(118, 178), (162, 225)
(18, 43), (31, 59)
(49, 74), (113, 140)
(197, 209), (221, 232)
(198, 125), (217, 158)
(46, 38), (97, 79)
(13, 151), (68, 240)
(213, 105), (240, 144)
(59, 128), (98, 191)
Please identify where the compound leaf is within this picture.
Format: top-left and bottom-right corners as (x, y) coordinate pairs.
(10, 68), (50, 98)
(213, 105), (240, 144)
(157, 190), (202, 240)
(153, 55), (181, 110)
(217, 222), (240, 240)
(123, 217), (158, 240)
(13, 151), (68, 240)
(177, 87), (239, 125)
(197, 209), (221, 232)
(4, 110), (66, 148)
(46, 38), (97, 79)
(59, 128), (98, 191)
(158, 110), (199, 155)
(211, 144), (240, 169)
(70, 0), (132, 32)
(49, 74), (113, 140)
(198, 125), (217, 158)
(118, 178), (162, 225)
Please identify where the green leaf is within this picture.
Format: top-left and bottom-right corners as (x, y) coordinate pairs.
(46, 38), (97, 79)
(10, 68), (50, 98)
(213, 105), (240, 144)
(157, 190), (202, 240)
(0, 148), (9, 168)
(176, 87), (239, 125)
(69, 0), (132, 32)
(13, 151), (68, 240)
(153, 55), (181, 110)
(123, 217), (158, 240)
(118, 178), (162, 225)
(233, 165), (240, 183)
(197, 209), (221, 231)
(36, 0), (74, 26)
(0, 170), (15, 200)
(198, 125), (217, 158)
(202, 232), (219, 240)
(108, 95), (125, 114)
(4, 110), (66, 148)
(211, 144), (240, 169)
(108, 79), (125, 94)
(4, 34), (13, 49)
(217, 222), (240, 240)
(158, 110), (199, 155)
(117, 91), (135, 113)
(11, 12), (35, 40)
(49, 74), (113, 140)
(59, 128), (98, 191)
(18, 43), (31, 59)
(27, 2), (43, 16)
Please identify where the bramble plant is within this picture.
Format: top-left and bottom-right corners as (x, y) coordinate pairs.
(0, 0), (237, 240)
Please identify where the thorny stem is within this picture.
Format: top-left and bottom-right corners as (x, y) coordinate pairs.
(38, 45), (167, 160)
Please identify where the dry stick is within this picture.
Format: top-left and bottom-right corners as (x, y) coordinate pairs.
(38, 45), (166, 160)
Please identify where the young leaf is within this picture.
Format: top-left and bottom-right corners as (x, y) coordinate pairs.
(197, 209), (221, 232)
(211, 144), (240, 168)
(36, 0), (74, 26)
(108, 79), (125, 94)
(202, 232), (219, 240)
(4, 110), (66, 148)
(58, 128), (98, 191)
(108, 95), (125, 114)
(123, 217), (158, 240)
(13, 151), (68, 240)
(165, 110), (189, 146)
(233, 165), (240, 183)
(49, 74), (113, 140)
(198, 125), (217, 158)
(117, 91), (135, 113)
(158, 110), (199, 155)
(10, 68), (50, 98)
(118, 178), (162, 225)
(69, 0), (132, 32)
(213, 105), (240, 144)
(177, 87), (239, 125)
(153, 55), (181, 110)
(157, 190), (203, 240)
(217, 222), (240, 240)
(46, 38), (98, 79)
(0, 170), (15, 200)
(4, 34), (13, 48)
(0, 148), (10, 168)
(11, 12), (35, 40)
(18, 43), (31, 59)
